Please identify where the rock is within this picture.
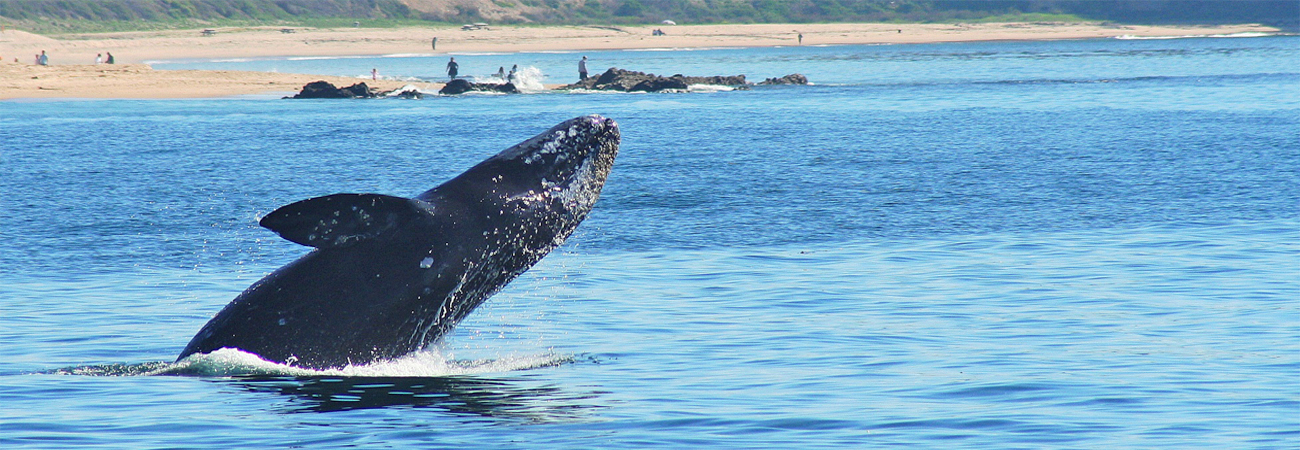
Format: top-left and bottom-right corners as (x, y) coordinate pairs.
(564, 68), (748, 92)
(757, 74), (809, 85)
(340, 82), (374, 98)
(388, 89), (423, 99)
(438, 79), (474, 95)
(438, 79), (520, 95)
(630, 76), (689, 92)
(286, 80), (377, 99)
(679, 74), (748, 86)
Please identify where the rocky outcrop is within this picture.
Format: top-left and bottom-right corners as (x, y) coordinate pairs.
(438, 79), (520, 95)
(286, 80), (378, 99)
(757, 74), (809, 85)
(386, 88), (423, 99)
(563, 68), (748, 92)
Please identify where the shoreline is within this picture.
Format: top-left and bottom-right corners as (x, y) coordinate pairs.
(0, 22), (1283, 99)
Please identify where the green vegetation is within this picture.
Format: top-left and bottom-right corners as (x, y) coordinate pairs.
(0, 0), (430, 33)
(1, 0), (1294, 35)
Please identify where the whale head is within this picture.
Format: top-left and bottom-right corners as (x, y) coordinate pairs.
(428, 115), (620, 218)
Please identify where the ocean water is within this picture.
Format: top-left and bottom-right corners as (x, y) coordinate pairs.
(2, 34), (1298, 448)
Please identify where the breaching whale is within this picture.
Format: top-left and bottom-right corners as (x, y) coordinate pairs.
(178, 115), (620, 369)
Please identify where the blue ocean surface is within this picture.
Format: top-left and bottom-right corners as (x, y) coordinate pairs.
(2, 34), (1298, 448)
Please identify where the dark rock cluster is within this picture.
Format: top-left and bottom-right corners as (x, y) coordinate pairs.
(562, 68), (748, 92)
(388, 89), (423, 99)
(562, 68), (810, 92)
(757, 74), (809, 85)
(438, 79), (520, 95)
(285, 81), (379, 99)
(286, 79), (519, 99)
(285, 71), (808, 99)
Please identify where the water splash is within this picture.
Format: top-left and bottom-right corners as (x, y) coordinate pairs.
(48, 348), (574, 378)
(475, 66), (548, 93)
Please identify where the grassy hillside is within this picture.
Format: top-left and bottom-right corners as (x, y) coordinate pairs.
(0, 0), (422, 33)
(1, 0), (1295, 34)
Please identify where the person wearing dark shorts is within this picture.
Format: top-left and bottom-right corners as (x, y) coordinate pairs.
(446, 57), (459, 80)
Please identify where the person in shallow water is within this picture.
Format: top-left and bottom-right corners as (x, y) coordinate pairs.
(446, 57), (459, 80)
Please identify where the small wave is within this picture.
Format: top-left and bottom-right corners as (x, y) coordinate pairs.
(687, 84), (735, 93)
(286, 55), (369, 61)
(446, 51), (510, 56)
(557, 88), (628, 95)
(382, 84), (438, 97)
(370, 75), (426, 83)
(622, 47), (729, 52)
(48, 348), (574, 377)
(379, 53), (438, 58)
(1114, 32), (1278, 40)
(628, 99), (696, 108)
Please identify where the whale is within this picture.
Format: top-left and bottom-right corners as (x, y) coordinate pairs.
(178, 115), (620, 369)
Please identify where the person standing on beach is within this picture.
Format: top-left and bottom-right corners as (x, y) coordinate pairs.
(37, 51), (48, 65)
(798, 33), (803, 45)
(578, 56), (588, 81)
(446, 57), (459, 80)
(371, 68), (378, 80)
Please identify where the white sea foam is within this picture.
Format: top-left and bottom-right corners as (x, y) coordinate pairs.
(287, 55), (369, 61)
(157, 347), (570, 377)
(512, 66), (548, 93)
(380, 53), (438, 58)
(688, 84), (735, 93)
(1114, 32), (1277, 40)
(474, 66), (547, 93)
(446, 51), (510, 56)
(382, 84), (438, 97)
(622, 46), (729, 52)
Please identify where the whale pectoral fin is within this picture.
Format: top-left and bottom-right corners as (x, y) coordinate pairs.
(259, 193), (425, 248)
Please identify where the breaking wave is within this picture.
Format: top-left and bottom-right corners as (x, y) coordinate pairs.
(1114, 32), (1280, 40)
(473, 66), (548, 93)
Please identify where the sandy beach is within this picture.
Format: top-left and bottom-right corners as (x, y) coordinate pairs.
(0, 22), (1280, 99)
